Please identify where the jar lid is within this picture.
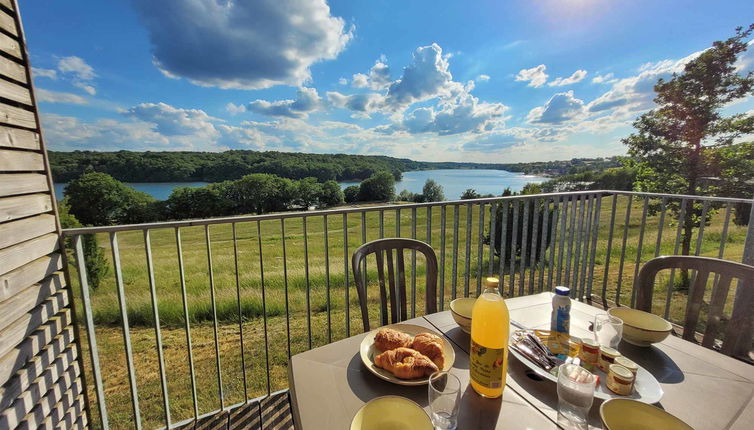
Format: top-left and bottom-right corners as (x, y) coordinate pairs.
(581, 338), (599, 348)
(555, 286), (570, 296)
(614, 356), (638, 371)
(599, 346), (620, 357)
(609, 364), (634, 380)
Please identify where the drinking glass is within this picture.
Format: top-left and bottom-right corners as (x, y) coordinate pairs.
(428, 371), (461, 430)
(557, 363), (595, 430)
(593, 314), (623, 348)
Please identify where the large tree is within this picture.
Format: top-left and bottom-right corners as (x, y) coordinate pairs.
(358, 171), (396, 202)
(623, 25), (754, 280)
(64, 172), (156, 226)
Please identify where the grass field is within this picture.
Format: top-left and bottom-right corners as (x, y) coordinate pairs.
(68, 194), (750, 429)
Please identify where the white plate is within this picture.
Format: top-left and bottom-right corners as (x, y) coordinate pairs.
(359, 323), (456, 386)
(350, 396), (433, 430)
(509, 331), (664, 404)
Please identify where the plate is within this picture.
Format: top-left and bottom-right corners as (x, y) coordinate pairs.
(350, 396), (433, 430)
(359, 323), (456, 386)
(600, 398), (693, 430)
(508, 331), (664, 403)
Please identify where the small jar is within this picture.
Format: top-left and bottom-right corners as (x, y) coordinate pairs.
(579, 338), (600, 369)
(607, 364), (635, 395)
(597, 346), (621, 372)
(614, 356), (638, 390)
(568, 336), (582, 358)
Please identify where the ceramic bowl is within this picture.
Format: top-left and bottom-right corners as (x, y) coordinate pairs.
(600, 398), (692, 430)
(608, 307), (672, 346)
(350, 396), (432, 430)
(449, 297), (475, 333)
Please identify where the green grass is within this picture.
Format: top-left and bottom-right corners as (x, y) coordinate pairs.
(69, 196), (749, 429)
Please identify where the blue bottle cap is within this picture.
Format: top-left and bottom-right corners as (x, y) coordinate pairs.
(555, 286), (570, 296)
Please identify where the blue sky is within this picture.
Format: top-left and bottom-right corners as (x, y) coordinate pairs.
(23, 0), (754, 162)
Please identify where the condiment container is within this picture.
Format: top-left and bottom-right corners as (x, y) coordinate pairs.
(606, 364), (634, 395)
(614, 356), (638, 391)
(579, 338), (600, 370)
(597, 346), (621, 372)
(568, 336), (582, 358)
(550, 286), (571, 335)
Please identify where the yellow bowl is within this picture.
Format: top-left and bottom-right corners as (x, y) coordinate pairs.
(450, 297), (475, 333)
(350, 396), (433, 430)
(608, 307), (672, 347)
(600, 398), (693, 430)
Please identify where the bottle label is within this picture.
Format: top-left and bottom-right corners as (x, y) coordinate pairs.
(470, 339), (505, 389)
(556, 306), (570, 333)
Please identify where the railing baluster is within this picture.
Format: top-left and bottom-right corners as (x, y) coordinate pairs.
(665, 199), (688, 319)
(110, 232), (142, 429)
(323, 215), (332, 343)
(231, 223), (249, 400)
(498, 201), (508, 294)
(426, 206), (433, 245)
(440, 206), (447, 309)
(509, 199), (519, 297)
(538, 197), (551, 292)
(343, 213), (350, 336)
(630, 197), (650, 307)
(361, 211), (367, 307)
(303, 217), (312, 349)
(564, 195), (579, 291)
(256, 221), (271, 394)
(547, 196), (560, 290)
(175, 227), (198, 419)
(586, 194), (603, 299)
(204, 226), (224, 409)
(615, 195), (634, 306)
(379, 210), (384, 238)
(464, 203), (473, 297)
(655, 197), (668, 257)
(601, 194), (619, 305)
(556, 195), (569, 285)
(452, 205), (460, 300)
(488, 202), (497, 276)
(528, 198), (541, 295)
(144, 230), (171, 427)
(694, 200), (710, 255)
(411, 207), (417, 317)
(476, 203), (486, 296)
(396, 208), (401, 236)
(281, 219), (291, 357)
(72, 235), (109, 430)
(518, 199), (529, 296)
(577, 195), (593, 300)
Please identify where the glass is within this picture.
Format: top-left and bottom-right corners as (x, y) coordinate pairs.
(557, 363), (596, 430)
(428, 371), (461, 430)
(593, 314), (623, 348)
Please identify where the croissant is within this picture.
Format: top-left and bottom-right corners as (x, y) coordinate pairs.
(373, 328), (413, 351)
(411, 332), (445, 369)
(374, 347), (439, 379)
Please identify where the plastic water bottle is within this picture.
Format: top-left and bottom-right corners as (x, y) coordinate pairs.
(551, 286), (571, 335)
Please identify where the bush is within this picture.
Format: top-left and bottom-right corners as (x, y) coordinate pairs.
(397, 189), (418, 202)
(58, 199), (109, 289)
(358, 171), (395, 202)
(321, 180), (345, 207)
(343, 185), (360, 203)
(422, 179), (445, 202)
(461, 189), (481, 200)
(485, 193), (554, 267)
(64, 172), (157, 226)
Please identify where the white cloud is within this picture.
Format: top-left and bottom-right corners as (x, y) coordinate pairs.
(73, 81), (96, 95)
(548, 69), (587, 87)
(36, 88), (88, 105)
(351, 73), (369, 88)
(326, 91), (385, 116)
(528, 90), (586, 124)
(477, 74), (490, 82)
(41, 113), (170, 150)
(126, 102), (220, 140)
(591, 72), (615, 84)
(515, 64), (548, 88)
(32, 67), (57, 80)
(338, 77), (348, 85)
(130, 0), (352, 89)
(245, 87), (322, 118)
(58, 56), (96, 81)
(385, 43), (461, 109)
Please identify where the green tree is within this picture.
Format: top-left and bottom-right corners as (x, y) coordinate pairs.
(712, 142), (754, 225)
(421, 179), (445, 202)
(58, 198), (109, 289)
(397, 189), (417, 202)
(165, 186), (232, 219)
(343, 185), (360, 203)
(358, 171), (395, 202)
(623, 25), (754, 284)
(295, 177), (324, 208)
(461, 189), (481, 200)
(320, 180), (345, 207)
(64, 172), (156, 226)
(225, 173), (295, 214)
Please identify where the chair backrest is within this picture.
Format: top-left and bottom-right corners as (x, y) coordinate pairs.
(351, 238), (438, 331)
(636, 255), (754, 356)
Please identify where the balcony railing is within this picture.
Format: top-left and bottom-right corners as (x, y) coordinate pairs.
(61, 190), (754, 429)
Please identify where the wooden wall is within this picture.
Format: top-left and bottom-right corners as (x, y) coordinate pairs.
(0, 1), (88, 429)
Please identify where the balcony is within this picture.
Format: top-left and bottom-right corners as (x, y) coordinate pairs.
(57, 190), (753, 429)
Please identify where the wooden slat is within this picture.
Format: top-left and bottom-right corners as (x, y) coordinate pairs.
(0, 173), (48, 197)
(0, 125), (37, 150)
(0, 319), (72, 383)
(0, 293), (68, 358)
(0, 271), (64, 332)
(0, 148), (44, 171)
(0, 77), (30, 105)
(72, 408), (88, 430)
(0, 31), (21, 59)
(0, 213), (55, 249)
(35, 393), (84, 430)
(0, 8), (16, 37)
(0, 193), (52, 222)
(0, 253), (62, 302)
(0, 233), (59, 275)
(0, 0), (13, 13)
(0, 101), (35, 128)
(0, 54), (25, 83)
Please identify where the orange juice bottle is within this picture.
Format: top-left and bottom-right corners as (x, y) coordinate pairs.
(470, 277), (510, 398)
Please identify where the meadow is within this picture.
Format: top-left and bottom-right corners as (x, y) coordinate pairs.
(67, 194), (749, 429)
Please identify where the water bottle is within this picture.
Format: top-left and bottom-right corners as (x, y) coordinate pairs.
(551, 286), (571, 335)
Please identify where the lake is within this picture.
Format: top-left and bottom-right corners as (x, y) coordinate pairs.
(54, 169), (547, 202)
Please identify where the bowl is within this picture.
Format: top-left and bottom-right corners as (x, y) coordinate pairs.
(608, 307), (672, 347)
(450, 297), (475, 333)
(350, 396), (432, 430)
(600, 398), (692, 430)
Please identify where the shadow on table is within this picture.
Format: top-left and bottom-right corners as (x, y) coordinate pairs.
(457, 385), (502, 427)
(618, 342), (684, 384)
(346, 353), (428, 406)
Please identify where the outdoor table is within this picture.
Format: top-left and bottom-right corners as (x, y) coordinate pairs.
(288, 292), (754, 429)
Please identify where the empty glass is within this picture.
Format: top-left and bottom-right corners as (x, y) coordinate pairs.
(428, 371), (461, 430)
(594, 314), (623, 348)
(557, 363), (596, 429)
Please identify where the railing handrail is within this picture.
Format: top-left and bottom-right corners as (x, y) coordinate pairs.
(59, 189), (754, 235)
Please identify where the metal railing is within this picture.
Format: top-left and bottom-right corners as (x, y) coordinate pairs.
(61, 190), (754, 429)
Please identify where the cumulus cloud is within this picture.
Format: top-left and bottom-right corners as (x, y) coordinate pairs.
(351, 73), (369, 88)
(73, 81), (96, 95)
(58, 56), (96, 81)
(462, 131), (521, 152)
(126, 102), (220, 139)
(477, 74), (490, 82)
(528, 90), (586, 124)
(548, 70), (587, 87)
(338, 77), (348, 85)
(131, 0), (352, 89)
(385, 44), (461, 109)
(36, 88), (88, 105)
(243, 87), (322, 118)
(41, 113), (170, 150)
(32, 67), (57, 80)
(591, 72), (615, 84)
(326, 91), (385, 116)
(515, 64), (548, 88)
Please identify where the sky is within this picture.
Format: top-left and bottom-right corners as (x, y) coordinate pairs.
(22, 0), (754, 163)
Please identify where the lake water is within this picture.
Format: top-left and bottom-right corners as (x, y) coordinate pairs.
(54, 169), (546, 202)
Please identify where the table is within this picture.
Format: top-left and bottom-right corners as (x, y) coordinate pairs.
(289, 293), (754, 429)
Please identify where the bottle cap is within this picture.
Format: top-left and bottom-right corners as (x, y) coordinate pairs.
(484, 277), (499, 288)
(555, 286), (570, 296)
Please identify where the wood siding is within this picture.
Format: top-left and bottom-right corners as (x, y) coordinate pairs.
(0, 1), (88, 429)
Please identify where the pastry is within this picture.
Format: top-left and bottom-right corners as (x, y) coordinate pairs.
(373, 327), (413, 351)
(411, 332), (445, 369)
(374, 347), (439, 379)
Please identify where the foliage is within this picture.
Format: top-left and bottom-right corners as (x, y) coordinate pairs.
(343, 185), (360, 203)
(711, 142), (754, 225)
(294, 177), (324, 208)
(64, 172), (157, 226)
(320, 180), (345, 207)
(58, 199), (109, 289)
(460, 189), (481, 200)
(539, 159), (637, 193)
(397, 189), (418, 202)
(421, 179), (445, 202)
(165, 186), (232, 219)
(223, 174), (295, 215)
(357, 171), (395, 202)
